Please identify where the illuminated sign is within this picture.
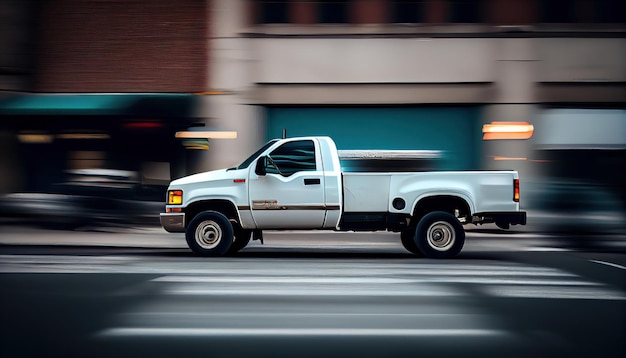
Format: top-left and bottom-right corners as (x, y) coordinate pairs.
(482, 122), (534, 140)
(175, 131), (237, 139)
(18, 133), (54, 143)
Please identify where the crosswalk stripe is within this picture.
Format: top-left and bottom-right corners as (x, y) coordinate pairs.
(482, 285), (626, 300)
(161, 284), (466, 297)
(98, 327), (508, 338)
(2, 255), (623, 301)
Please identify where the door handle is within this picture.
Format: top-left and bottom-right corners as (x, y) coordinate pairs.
(304, 178), (321, 185)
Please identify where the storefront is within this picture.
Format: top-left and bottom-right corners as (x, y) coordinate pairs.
(0, 93), (199, 196)
(265, 106), (483, 171)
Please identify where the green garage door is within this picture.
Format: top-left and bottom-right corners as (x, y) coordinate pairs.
(266, 107), (482, 170)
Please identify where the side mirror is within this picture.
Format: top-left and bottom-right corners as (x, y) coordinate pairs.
(255, 156), (267, 176)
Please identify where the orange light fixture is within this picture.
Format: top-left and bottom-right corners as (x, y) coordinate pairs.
(168, 190), (183, 205)
(493, 156), (528, 161)
(482, 122), (534, 140)
(175, 131), (237, 139)
(18, 133), (54, 143)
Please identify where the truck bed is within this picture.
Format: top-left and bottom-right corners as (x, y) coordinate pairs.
(338, 150), (443, 172)
(342, 171), (520, 215)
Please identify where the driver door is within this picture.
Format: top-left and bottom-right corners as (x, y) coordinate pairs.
(248, 139), (326, 229)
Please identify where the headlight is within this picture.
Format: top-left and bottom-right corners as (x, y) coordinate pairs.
(168, 190), (183, 205)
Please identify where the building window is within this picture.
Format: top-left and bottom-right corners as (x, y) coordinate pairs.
(449, 0), (484, 23)
(391, 0), (425, 23)
(540, 0), (575, 23)
(258, 1), (289, 24)
(319, 1), (350, 24)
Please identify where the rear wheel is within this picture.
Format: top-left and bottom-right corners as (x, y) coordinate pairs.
(185, 211), (234, 257)
(414, 211), (465, 259)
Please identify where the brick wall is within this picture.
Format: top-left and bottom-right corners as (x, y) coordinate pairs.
(37, 0), (208, 93)
(489, 0), (536, 25)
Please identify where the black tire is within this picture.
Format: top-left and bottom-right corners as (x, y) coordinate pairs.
(185, 211), (234, 257)
(400, 227), (423, 256)
(414, 211), (465, 259)
(227, 225), (251, 255)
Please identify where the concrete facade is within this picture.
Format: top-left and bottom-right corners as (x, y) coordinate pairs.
(203, 0), (625, 186)
(1, 0), (624, 190)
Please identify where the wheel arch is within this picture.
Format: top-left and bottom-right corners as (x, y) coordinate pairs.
(185, 199), (241, 227)
(411, 194), (473, 223)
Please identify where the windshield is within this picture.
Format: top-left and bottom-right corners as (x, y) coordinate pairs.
(235, 139), (279, 169)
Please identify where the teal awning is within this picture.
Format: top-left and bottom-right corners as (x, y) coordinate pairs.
(0, 93), (197, 117)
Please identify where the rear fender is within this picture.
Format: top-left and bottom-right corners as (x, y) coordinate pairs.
(411, 193), (474, 223)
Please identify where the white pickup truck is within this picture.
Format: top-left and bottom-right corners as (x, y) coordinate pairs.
(160, 136), (526, 259)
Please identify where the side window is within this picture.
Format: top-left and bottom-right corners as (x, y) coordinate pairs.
(267, 140), (316, 177)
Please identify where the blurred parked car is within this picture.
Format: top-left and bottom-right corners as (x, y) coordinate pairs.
(524, 180), (625, 236)
(0, 169), (163, 229)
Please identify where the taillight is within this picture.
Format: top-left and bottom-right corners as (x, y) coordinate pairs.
(168, 190), (183, 205)
(513, 179), (520, 202)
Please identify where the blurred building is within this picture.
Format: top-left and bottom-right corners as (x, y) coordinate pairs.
(207, 0), (625, 206)
(0, 0), (209, 198)
(1, 0), (625, 209)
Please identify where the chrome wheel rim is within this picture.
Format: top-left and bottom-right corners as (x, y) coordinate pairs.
(195, 220), (222, 249)
(426, 221), (455, 251)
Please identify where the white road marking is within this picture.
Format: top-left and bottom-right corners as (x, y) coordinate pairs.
(2, 255), (621, 301)
(524, 247), (571, 252)
(589, 259), (626, 270)
(162, 284), (465, 297)
(483, 285), (626, 300)
(123, 312), (476, 318)
(0, 256), (576, 278)
(152, 276), (416, 284)
(97, 327), (508, 338)
(152, 275), (598, 286)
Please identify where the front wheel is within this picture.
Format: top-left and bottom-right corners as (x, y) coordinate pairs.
(414, 211), (465, 259)
(227, 225), (251, 255)
(185, 211), (234, 257)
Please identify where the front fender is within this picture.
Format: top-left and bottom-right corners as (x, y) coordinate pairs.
(183, 197), (241, 225)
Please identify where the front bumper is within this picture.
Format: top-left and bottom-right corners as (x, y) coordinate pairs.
(160, 212), (186, 232)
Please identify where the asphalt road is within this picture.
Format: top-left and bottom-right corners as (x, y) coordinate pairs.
(1, 226), (625, 358)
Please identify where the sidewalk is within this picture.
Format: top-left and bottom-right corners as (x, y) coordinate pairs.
(0, 224), (187, 249)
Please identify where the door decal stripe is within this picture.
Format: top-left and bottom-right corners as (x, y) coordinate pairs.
(242, 203), (340, 211)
